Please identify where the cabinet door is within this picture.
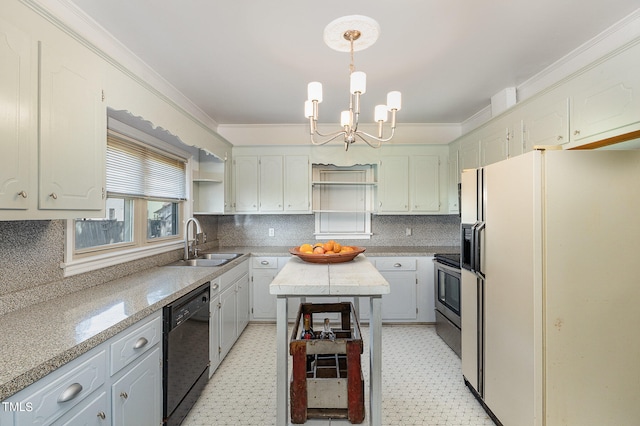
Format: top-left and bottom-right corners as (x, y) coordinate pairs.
(233, 156), (258, 212)
(459, 136), (480, 171)
(521, 95), (570, 151)
(379, 156), (409, 213)
(480, 127), (508, 167)
(111, 347), (161, 426)
(219, 285), (237, 360)
(236, 272), (250, 335)
(0, 18), (32, 210)
(411, 155), (440, 212)
(52, 391), (108, 426)
(570, 42), (640, 145)
(39, 41), (105, 212)
(209, 292), (221, 377)
(380, 270), (417, 320)
(284, 155), (310, 212)
(252, 269), (278, 321)
(259, 155), (283, 211)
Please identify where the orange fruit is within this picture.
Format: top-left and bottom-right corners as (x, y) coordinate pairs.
(341, 246), (353, 253)
(325, 250), (335, 255)
(333, 242), (342, 253)
(299, 243), (313, 253)
(313, 242), (324, 248)
(323, 241), (334, 252)
(313, 246), (325, 254)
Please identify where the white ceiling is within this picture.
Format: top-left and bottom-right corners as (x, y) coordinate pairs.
(69, 0), (639, 126)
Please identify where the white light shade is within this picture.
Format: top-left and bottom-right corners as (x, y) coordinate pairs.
(340, 111), (352, 127)
(387, 91), (402, 110)
(304, 100), (314, 118)
(350, 71), (367, 94)
(374, 105), (388, 122)
(308, 82), (323, 102)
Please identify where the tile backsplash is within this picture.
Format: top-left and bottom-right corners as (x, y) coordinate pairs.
(0, 214), (458, 315)
(217, 214), (460, 247)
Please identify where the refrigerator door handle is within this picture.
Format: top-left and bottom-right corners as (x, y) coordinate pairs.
(469, 222), (478, 273)
(474, 221), (485, 279)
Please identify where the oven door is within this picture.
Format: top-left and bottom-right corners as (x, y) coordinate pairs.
(434, 262), (461, 328)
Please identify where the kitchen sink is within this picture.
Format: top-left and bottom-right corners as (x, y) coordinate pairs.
(164, 253), (243, 267)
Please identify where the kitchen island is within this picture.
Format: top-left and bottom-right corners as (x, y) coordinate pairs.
(270, 254), (390, 426)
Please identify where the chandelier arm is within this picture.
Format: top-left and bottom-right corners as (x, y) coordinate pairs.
(310, 130), (347, 146)
(355, 126), (397, 143)
(354, 132), (382, 149)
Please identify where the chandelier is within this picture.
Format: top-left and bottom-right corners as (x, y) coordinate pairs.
(304, 15), (402, 151)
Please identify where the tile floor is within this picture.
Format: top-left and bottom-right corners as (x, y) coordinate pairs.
(184, 323), (496, 426)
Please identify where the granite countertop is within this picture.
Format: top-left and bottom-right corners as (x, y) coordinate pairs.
(0, 245), (458, 400)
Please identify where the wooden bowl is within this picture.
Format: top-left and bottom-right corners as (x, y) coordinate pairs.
(289, 246), (366, 264)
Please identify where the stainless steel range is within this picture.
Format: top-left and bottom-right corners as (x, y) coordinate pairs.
(433, 253), (461, 357)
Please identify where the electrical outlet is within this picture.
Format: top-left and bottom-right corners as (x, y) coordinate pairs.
(405, 227), (412, 236)
(268, 228), (275, 237)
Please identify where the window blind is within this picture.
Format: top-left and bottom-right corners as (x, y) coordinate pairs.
(106, 134), (186, 200)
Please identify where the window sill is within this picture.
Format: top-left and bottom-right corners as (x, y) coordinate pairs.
(61, 240), (183, 277)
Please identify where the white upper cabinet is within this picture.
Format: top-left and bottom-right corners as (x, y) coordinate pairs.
(283, 155), (310, 213)
(38, 41), (105, 212)
(378, 156), (409, 213)
(233, 155), (259, 212)
(521, 94), (570, 151)
(410, 155), (440, 212)
(232, 151), (311, 214)
(378, 152), (443, 215)
(259, 155), (284, 212)
(568, 41), (640, 147)
(0, 17), (32, 211)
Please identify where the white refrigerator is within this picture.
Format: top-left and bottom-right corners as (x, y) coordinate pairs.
(460, 148), (640, 426)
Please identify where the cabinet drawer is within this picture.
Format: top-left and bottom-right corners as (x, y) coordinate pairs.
(14, 350), (106, 425)
(374, 258), (417, 271)
(110, 314), (162, 375)
(251, 257), (278, 269)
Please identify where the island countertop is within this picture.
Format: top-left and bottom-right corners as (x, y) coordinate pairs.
(269, 254), (390, 296)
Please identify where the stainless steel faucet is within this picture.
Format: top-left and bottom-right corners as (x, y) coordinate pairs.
(184, 217), (205, 260)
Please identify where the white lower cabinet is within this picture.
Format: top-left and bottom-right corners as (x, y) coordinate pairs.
(212, 260), (250, 368)
(209, 279), (221, 377)
(110, 348), (161, 426)
(52, 391), (108, 426)
(3, 312), (162, 426)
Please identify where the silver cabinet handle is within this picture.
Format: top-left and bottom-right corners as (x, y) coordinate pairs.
(556, 135), (563, 141)
(120, 391), (128, 399)
(133, 337), (148, 349)
(58, 383), (83, 403)
(212, 283), (219, 291)
(97, 411), (106, 420)
(260, 260), (269, 265)
(574, 130), (581, 136)
(49, 193), (58, 199)
(18, 191), (27, 198)
(393, 263), (402, 268)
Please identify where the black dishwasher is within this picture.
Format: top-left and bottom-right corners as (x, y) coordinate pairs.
(163, 282), (210, 426)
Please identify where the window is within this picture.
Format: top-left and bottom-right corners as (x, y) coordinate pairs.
(64, 128), (189, 275)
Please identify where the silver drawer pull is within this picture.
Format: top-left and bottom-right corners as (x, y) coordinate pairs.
(133, 337), (148, 349)
(18, 190), (27, 198)
(49, 192), (58, 199)
(58, 382), (83, 403)
(120, 391), (128, 399)
(393, 263), (402, 267)
(212, 283), (219, 291)
(97, 411), (106, 420)
(260, 260), (269, 265)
